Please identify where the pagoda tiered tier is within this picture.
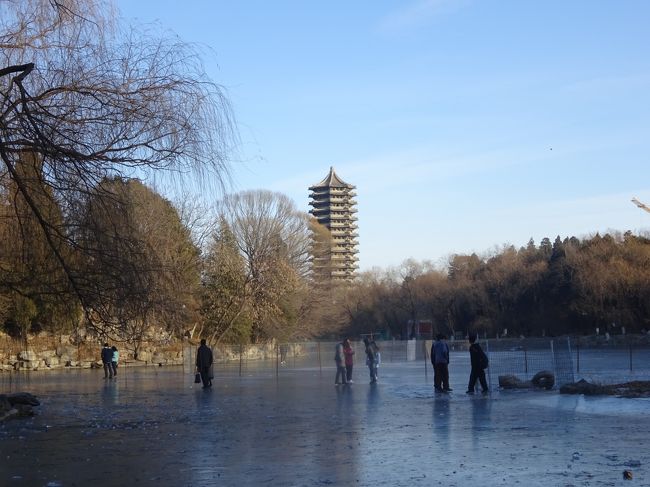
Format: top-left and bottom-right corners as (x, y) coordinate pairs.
(309, 167), (359, 281)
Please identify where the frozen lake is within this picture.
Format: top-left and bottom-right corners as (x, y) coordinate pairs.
(1, 359), (649, 486)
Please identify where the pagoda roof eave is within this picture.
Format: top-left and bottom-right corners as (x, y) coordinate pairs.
(309, 166), (355, 190)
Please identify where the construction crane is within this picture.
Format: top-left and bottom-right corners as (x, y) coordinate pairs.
(631, 197), (650, 214)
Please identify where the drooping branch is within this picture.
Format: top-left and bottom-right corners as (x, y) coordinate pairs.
(0, 0), (235, 336)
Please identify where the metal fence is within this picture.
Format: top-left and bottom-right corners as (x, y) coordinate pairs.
(4, 335), (648, 390)
(186, 337), (648, 390)
(479, 337), (575, 389)
(572, 340), (650, 384)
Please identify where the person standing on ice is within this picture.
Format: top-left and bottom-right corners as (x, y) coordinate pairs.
(195, 339), (214, 389)
(111, 346), (119, 377)
(343, 338), (355, 383)
(101, 342), (114, 379)
(466, 334), (489, 394)
(334, 340), (348, 385)
(363, 337), (379, 384)
(431, 334), (451, 392)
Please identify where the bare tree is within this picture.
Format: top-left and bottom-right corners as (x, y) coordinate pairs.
(215, 190), (312, 342)
(0, 0), (235, 333)
(201, 218), (252, 344)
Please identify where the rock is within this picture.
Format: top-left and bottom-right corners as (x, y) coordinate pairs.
(0, 393), (38, 421)
(0, 395), (12, 414)
(531, 371), (555, 390)
(560, 379), (650, 397)
(499, 372), (555, 390)
(151, 354), (166, 365)
(137, 351), (152, 362)
(7, 392), (40, 406)
(560, 379), (604, 395)
(56, 345), (77, 358)
(18, 350), (37, 361)
(44, 356), (60, 367)
(498, 375), (531, 389)
(0, 408), (19, 421)
(40, 349), (57, 359)
(9, 404), (35, 417)
(21, 359), (41, 370)
(623, 470), (633, 480)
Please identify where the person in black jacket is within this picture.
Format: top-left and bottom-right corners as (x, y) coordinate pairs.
(363, 337), (379, 384)
(466, 334), (489, 394)
(195, 339), (214, 388)
(101, 343), (114, 379)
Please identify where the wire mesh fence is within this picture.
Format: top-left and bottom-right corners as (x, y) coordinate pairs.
(184, 337), (648, 389)
(480, 337), (575, 390)
(572, 339), (650, 384)
(3, 334), (648, 390)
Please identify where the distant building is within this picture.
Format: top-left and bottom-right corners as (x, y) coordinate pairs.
(309, 167), (359, 281)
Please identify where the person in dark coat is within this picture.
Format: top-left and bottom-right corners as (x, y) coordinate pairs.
(466, 334), (489, 394)
(195, 339), (214, 388)
(343, 338), (355, 383)
(363, 337), (379, 384)
(101, 343), (114, 379)
(430, 334), (451, 392)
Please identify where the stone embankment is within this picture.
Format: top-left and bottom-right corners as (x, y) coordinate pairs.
(0, 332), (184, 372)
(0, 332), (302, 372)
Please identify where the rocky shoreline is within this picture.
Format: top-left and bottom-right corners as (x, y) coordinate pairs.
(0, 333), (301, 372)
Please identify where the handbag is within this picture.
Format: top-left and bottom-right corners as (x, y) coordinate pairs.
(194, 372), (201, 384)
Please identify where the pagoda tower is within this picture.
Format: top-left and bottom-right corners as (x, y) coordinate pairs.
(309, 167), (359, 281)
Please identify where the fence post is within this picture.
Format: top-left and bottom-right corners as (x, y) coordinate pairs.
(276, 343), (279, 379)
(576, 337), (580, 374)
(485, 339), (491, 391)
(550, 340), (556, 386)
(524, 346), (528, 375)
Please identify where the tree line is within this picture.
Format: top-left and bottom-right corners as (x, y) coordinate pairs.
(341, 233), (650, 339)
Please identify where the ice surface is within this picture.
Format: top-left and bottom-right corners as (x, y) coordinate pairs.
(0, 360), (648, 486)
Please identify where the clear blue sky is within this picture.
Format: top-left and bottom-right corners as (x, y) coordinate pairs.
(119, 0), (650, 270)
